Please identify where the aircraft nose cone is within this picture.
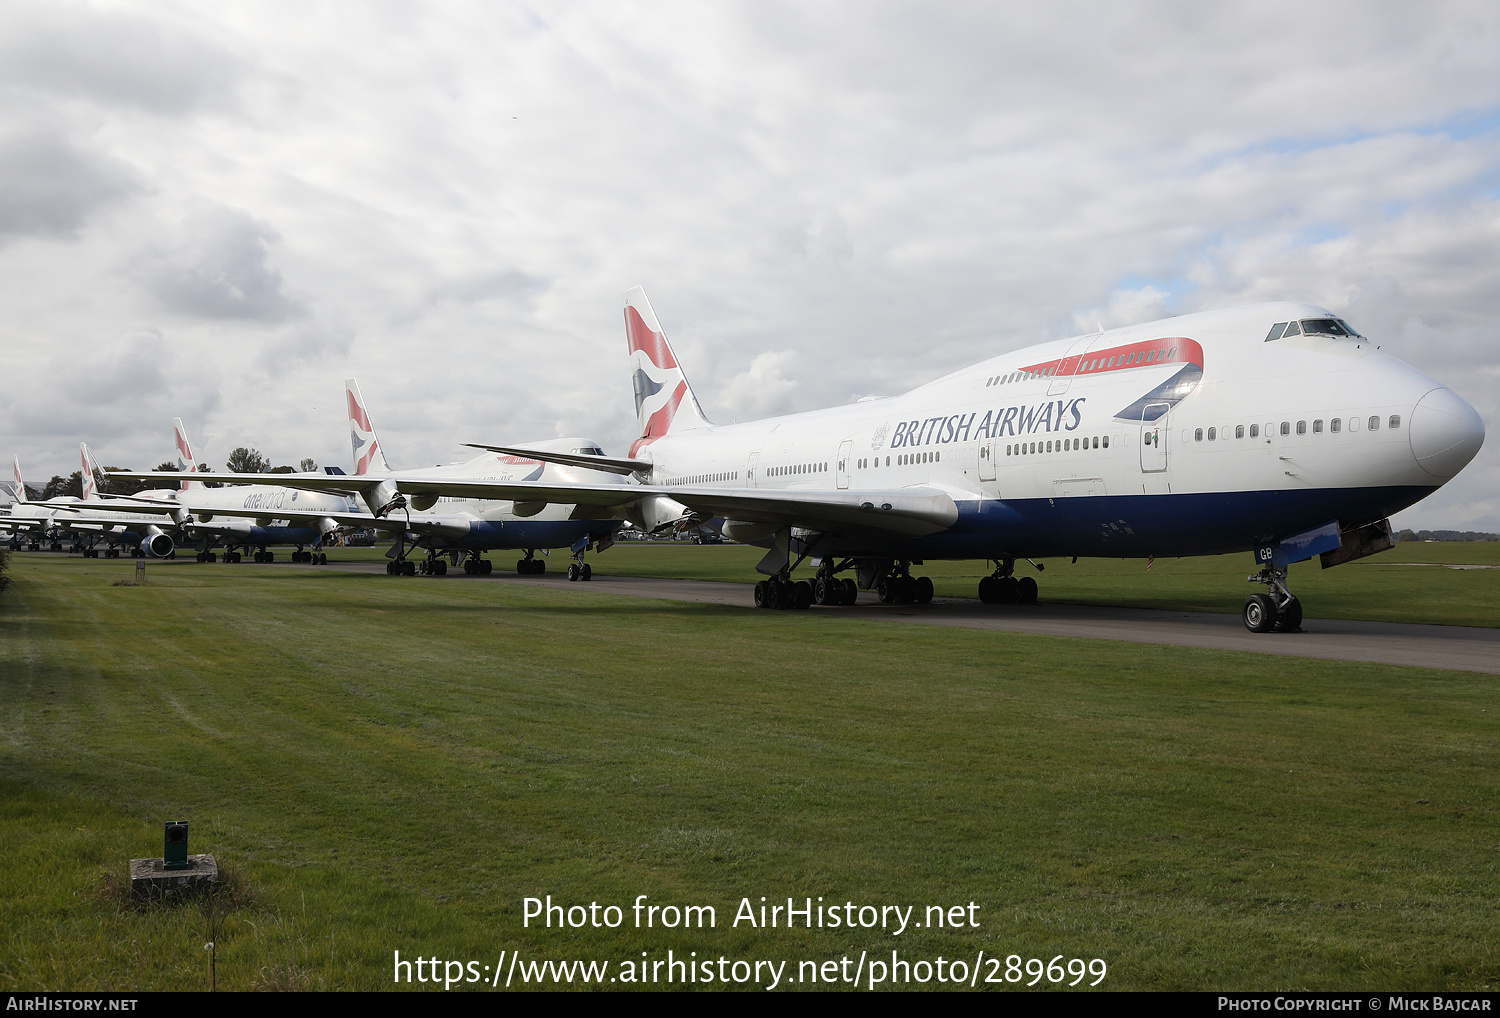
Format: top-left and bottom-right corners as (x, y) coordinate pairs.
(1409, 386), (1485, 480)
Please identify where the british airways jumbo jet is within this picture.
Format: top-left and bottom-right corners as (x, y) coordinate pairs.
(318, 290), (1489, 632)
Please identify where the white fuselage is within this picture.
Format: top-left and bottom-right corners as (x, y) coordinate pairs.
(633, 302), (1483, 559)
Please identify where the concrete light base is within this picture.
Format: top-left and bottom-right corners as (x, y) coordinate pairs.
(129, 854), (218, 899)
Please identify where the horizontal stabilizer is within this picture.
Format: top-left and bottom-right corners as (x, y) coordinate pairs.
(463, 443), (651, 476)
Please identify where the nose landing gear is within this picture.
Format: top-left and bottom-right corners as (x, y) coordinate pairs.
(1244, 565), (1302, 633)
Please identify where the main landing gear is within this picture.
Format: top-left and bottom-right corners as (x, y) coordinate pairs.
(755, 574), (814, 609)
(462, 553), (493, 575)
(977, 558), (1039, 605)
(874, 561), (934, 605)
(1243, 565), (1303, 633)
(417, 550), (448, 575)
(516, 550), (546, 575)
(195, 550), (218, 563)
(290, 547), (328, 565)
(754, 557), (860, 609)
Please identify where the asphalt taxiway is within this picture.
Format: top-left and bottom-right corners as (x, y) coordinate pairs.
(309, 559), (1500, 675)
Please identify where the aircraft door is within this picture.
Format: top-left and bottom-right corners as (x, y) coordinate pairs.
(979, 438), (997, 481)
(747, 451), (760, 488)
(836, 440), (852, 489)
(1140, 403), (1168, 472)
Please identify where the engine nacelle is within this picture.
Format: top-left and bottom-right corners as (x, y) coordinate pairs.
(721, 519), (779, 544)
(140, 525), (174, 558)
(364, 479), (402, 516)
(190, 519), (253, 540)
(511, 501), (546, 518)
(408, 493), (439, 512)
(623, 494), (696, 534)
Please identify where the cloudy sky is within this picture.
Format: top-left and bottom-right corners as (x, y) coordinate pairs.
(2, 1), (1498, 529)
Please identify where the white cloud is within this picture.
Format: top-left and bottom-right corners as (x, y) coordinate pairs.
(0, 0), (1497, 529)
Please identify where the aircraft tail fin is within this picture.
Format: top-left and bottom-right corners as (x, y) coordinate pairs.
(345, 378), (393, 476)
(172, 418), (204, 491)
(624, 287), (712, 452)
(79, 443), (100, 501)
(12, 455), (26, 501)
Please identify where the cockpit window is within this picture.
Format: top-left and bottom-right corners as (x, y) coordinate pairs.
(1299, 318), (1351, 337)
(573, 446), (604, 455)
(1265, 323), (1287, 342)
(1282, 320), (1302, 338)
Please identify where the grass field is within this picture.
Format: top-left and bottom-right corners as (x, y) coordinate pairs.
(1, 550), (1497, 991)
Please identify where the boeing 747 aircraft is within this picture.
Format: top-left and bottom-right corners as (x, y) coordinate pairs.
(124, 381), (628, 577)
(386, 288), (1485, 632)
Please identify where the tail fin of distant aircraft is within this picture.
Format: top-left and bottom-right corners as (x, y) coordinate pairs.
(172, 418), (205, 491)
(345, 378), (393, 476)
(11, 456), (25, 501)
(624, 287), (712, 453)
(79, 443), (99, 501)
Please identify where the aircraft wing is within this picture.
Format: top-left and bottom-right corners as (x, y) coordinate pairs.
(167, 504), (477, 540)
(107, 471), (374, 498)
(392, 478), (959, 539)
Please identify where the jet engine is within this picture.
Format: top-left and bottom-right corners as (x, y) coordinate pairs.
(140, 525), (174, 558)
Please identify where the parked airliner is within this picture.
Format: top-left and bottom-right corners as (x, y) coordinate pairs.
(7, 448), (179, 557)
(387, 288), (1484, 631)
(124, 381), (629, 577)
(81, 424), (353, 563)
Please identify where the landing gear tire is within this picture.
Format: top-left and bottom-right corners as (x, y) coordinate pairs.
(480, 559), (492, 575)
(1243, 594), (1276, 633)
(567, 563), (580, 581)
(766, 581), (784, 610)
(1017, 576), (1038, 604)
(754, 580), (769, 608)
(877, 577), (896, 603)
(794, 580), (814, 609)
(580, 563), (591, 581)
(841, 578), (857, 605)
(915, 576), (934, 604)
(815, 576), (835, 605)
(402, 560), (415, 576)
(978, 576), (998, 603)
(1276, 595), (1303, 633)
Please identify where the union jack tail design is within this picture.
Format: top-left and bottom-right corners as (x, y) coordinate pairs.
(172, 418), (204, 491)
(79, 443), (99, 501)
(345, 378), (393, 476)
(624, 287), (711, 456)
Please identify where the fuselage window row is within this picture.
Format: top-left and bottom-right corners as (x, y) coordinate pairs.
(1005, 435), (1107, 456)
(1191, 415), (1401, 442)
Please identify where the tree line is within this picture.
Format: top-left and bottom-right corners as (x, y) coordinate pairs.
(26, 448), (320, 499)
